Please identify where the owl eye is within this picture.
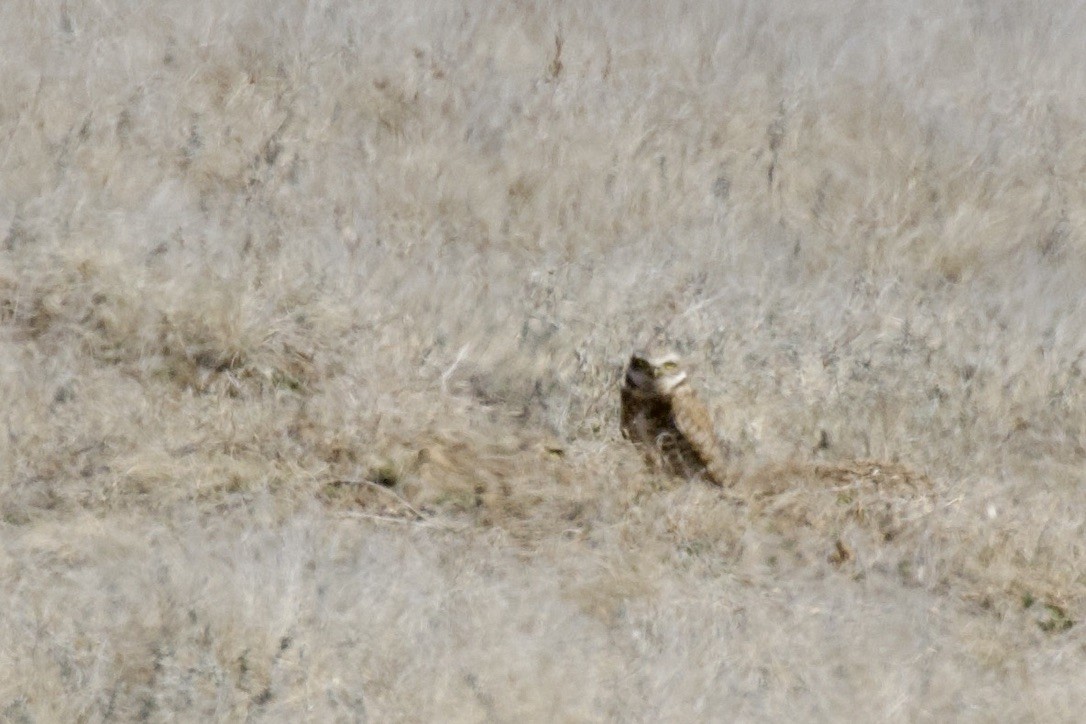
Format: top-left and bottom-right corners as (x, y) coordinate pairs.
(661, 361), (678, 371)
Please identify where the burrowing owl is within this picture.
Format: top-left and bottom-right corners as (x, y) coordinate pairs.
(620, 349), (730, 486)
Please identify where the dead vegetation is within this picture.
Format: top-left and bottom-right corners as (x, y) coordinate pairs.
(3, 0), (1086, 720)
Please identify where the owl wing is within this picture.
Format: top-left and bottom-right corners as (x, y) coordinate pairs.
(670, 386), (730, 486)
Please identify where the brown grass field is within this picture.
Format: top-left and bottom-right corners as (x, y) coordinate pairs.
(2, 0), (1086, 720)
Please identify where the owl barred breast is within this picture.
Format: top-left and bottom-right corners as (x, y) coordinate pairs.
(620, 350), (730, 486)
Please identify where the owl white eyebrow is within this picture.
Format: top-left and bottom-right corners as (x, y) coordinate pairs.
(647, 355), (681, 366)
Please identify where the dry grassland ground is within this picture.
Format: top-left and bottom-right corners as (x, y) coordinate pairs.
(2, 0), (1086, 720)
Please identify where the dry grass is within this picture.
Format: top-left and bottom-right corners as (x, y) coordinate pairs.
(3, 0), (1086, 720)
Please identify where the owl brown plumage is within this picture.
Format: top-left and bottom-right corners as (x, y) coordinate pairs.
(620, 350), (730, 486)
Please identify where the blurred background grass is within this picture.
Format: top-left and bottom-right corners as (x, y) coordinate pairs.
(1, 0), (1085, 720)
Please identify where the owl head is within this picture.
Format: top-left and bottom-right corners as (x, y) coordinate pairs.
(625, 349), (688, 396)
